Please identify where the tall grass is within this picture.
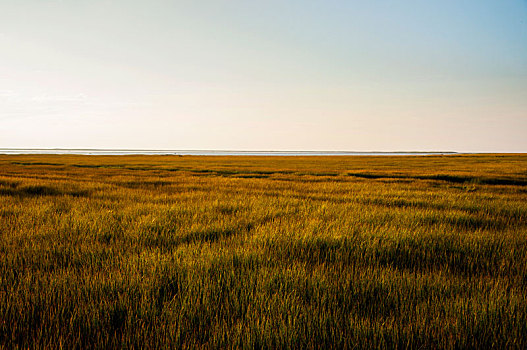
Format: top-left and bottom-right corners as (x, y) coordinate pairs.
(1, 154), (526, 348)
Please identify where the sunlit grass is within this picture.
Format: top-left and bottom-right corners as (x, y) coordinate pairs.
(1, 154), (526, 348)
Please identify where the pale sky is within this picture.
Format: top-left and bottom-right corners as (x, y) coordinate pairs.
(1, 0), (526, 152)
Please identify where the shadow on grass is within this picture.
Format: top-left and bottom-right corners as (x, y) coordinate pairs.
(348, 173), (527, 186)
(140, 213), (286, 250)
(267, 235), (525, 280)
(118, 180), (172, 189)
(0, 185), (91, 198)
(11, 161), (63, 166)
(189, 169), (295, 178)
(72, 164), (124, 169)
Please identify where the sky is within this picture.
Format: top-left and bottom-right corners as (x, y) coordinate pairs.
(1, 0), (526, 152)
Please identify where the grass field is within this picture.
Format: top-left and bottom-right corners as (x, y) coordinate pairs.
(1, 154), (526, 348)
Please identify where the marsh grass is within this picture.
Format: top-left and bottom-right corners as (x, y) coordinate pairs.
(1, 154), (526, 348)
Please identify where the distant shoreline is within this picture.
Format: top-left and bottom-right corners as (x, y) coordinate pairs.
(0, 148), (460, 156)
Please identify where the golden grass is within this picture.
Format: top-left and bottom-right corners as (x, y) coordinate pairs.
(1, 154), (526, 348)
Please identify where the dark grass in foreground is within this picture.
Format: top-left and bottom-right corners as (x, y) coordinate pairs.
(1, 154), (526, 349)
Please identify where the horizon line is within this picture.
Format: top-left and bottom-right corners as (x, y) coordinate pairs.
(0, 147), (462, 153)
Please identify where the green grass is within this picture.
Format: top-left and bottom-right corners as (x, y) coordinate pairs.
(1, 154), (526, 348)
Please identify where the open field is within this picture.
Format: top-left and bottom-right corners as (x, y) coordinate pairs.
(1, 154), (526, 348)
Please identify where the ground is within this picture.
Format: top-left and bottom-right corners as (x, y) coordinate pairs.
(1, 154), (526, 348)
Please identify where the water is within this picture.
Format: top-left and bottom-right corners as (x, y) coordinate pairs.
(0, 149), (457, 156)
